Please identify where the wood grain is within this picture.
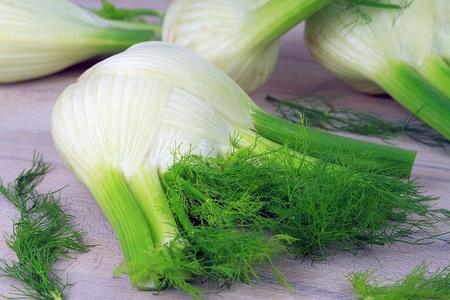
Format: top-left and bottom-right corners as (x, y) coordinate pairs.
(0, 1), (449, 299)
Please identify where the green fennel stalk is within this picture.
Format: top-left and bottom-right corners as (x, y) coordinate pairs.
(244, 0), (331, 49)
(0, 155), (90, 300)
(375, 62), (450, 141)
(251, 110), (416, 178)
(305, 0), (450, 141)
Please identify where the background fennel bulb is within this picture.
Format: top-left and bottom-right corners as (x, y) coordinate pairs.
(52, 41), (417, 290)
(305, 0), (450, 141)
(163, 0), (332, 93)
(0, 0), (160, 83)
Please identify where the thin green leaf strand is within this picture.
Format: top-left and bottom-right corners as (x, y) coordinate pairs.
(162, 146), (449, 258)
(267, 94), (449, 149)
(339, 0), (412, 23)
(351, 263), (450, 299)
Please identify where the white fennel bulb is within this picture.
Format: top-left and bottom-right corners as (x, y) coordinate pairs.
(52, 41), (416, 289)
(52, 41), (258, 288)
(305, 0), (450, 140)
(0, 0), (159, 83)
(163, 0), (333, 92)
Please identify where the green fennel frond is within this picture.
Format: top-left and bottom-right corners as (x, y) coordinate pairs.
(92, 0), (164, 23)
(162, 145), (449, 260)
(267, 93), (449, 149)
(351, 263), (450, 299)
(0, 154), (90, 300)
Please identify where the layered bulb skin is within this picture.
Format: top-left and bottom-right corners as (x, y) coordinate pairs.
(163, 0), (279, 93)
(52, 42), (256, 181)
(305, 0), (436, 94)
(305, 0), (450, 140)
(0, 0), (156, 83)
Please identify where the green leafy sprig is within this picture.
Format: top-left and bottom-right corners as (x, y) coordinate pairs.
(93, 0), (164, 23)
(351, 263), (450, 299)
(163, 146), (449, 257)
(267, 94), (449, 149)
(0, 155), (90, 300)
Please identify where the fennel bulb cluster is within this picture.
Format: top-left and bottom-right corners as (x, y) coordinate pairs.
(163, 0), (331, 92)
(0, 0), (160, 83)
(305, 0), (450, 140)
(52, 42), (417, 290)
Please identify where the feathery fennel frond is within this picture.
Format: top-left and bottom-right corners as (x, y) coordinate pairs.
(0, 154), (90, 300)
(351, 263), (450, 299)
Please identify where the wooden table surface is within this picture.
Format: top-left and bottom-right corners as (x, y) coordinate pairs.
(0, 1), (449, 299)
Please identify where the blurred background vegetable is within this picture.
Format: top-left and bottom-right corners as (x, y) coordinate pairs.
(162, 0), (405, 93)
(162, 0), (328, 92)
(305, 0), (450, 141)
(0, 0), (161, 83)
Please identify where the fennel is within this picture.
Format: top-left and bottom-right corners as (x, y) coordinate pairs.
(163, 0), (405, 92)
(267, 93), (450, 149)
(351, 264), (450, 300)
(0, 0), (162, 83)
(163, 145), (448, 259)
(0, 155), (90, 300)
(305, 0), (450, 141)
(109, 141), (448, 296)
(51, 42), (419, 292)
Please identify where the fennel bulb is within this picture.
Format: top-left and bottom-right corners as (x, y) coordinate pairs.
(305, 0), (450, 140)
(163, 0), (332, 92)
(0, 0), (160, 83)
(52, 42), (416, 289)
